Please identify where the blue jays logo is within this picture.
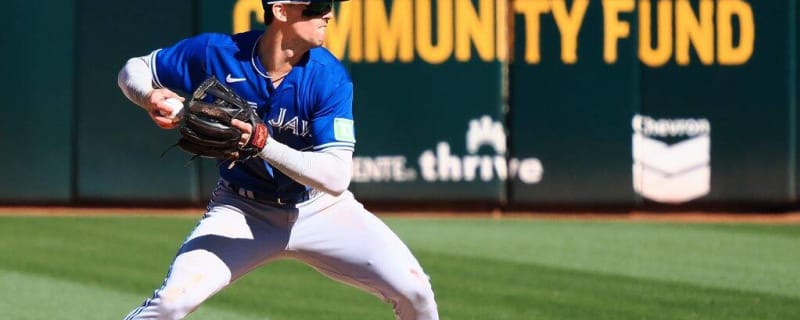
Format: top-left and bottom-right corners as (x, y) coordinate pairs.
(268, 108), (311, 137)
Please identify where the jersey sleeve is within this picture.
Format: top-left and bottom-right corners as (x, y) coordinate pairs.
(150, 34), (211, 94)
(311, 80), (356, 152)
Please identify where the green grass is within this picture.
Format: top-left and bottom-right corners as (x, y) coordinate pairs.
(0, 215), (798, 319)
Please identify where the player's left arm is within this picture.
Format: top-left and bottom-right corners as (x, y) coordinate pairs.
(255, 139), (353, 195)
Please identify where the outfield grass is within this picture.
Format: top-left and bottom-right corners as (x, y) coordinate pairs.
(0, 214), (798, 319)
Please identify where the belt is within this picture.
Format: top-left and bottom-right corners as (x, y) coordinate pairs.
(222, 180), (309, 206)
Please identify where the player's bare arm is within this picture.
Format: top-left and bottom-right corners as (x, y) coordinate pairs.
(118, 55), (185, 129)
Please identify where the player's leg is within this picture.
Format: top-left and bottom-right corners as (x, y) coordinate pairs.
(287, 192), (439, 320)
(124, 187), (292, 320)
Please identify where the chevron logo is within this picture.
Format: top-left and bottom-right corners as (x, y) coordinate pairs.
(631, 115), (711, 203)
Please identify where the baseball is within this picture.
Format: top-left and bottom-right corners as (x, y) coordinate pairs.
(164, 98), (184, 118)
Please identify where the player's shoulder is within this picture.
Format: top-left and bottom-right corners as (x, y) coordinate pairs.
(308, 47), (341, 64)
(307, 47), (351, 81)
(191, 30), (261, 52)
(170, 31), (259, 56)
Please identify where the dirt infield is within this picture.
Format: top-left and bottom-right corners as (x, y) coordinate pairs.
(2, 206), (800, 224)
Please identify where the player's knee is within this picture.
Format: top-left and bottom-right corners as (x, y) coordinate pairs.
(407, 285), (437, 314)
(391, 288), (438, 320)
(391, 273), (438, 318)
(156, 286), (197, 320)
(153, 249), (230, 319)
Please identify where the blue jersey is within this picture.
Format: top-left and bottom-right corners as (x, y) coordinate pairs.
(151, 31), (355, 198)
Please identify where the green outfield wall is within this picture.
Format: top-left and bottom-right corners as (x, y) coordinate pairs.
(794, 0), (800, 205)
(73, 0), (201, 204)
(0, 1), (75, 203)
(3, 0), (799, 210)
(510, 0), (640, 206)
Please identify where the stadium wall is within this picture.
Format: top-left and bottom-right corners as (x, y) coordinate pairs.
(2, 0), (798, 210)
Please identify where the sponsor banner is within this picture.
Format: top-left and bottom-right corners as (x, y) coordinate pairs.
(640, 0), (794, 205)
(351, 116), (541, 202)
(226, 0), (756, 67)
(353, 116), (543, 185)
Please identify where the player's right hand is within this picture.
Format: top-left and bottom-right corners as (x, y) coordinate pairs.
(146, 88), (185, 129)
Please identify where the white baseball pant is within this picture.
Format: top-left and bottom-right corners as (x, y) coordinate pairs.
(124, 182), (438, 320)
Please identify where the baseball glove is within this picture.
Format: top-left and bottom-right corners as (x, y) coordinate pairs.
(177, 76), (268, 162)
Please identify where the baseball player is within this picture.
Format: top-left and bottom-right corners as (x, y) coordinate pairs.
(116, 0), (439, 319)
